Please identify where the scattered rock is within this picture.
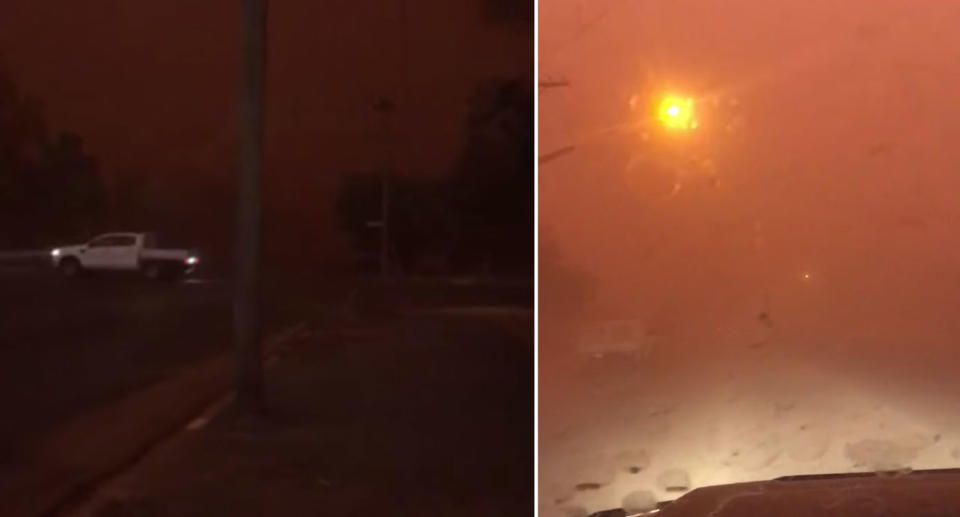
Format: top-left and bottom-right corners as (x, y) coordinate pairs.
(622, 490), (658, 513)
(657, 468), (691, 492)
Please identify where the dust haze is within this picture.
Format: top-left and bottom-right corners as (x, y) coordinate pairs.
(540, 1), (960, 514)
(541, 0), (960, 359)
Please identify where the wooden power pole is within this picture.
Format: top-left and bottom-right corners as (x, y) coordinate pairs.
(373, 97), (396, 278)
(235, 0), (267, 412)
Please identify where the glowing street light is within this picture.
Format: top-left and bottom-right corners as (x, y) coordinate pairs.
(657, 95), (697, 131)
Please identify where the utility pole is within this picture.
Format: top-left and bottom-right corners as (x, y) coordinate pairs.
(373, 97), (396, 278)
(235, 0), (267, 412)
(371, 0), (407, 279)
(381, 171), (390, 278)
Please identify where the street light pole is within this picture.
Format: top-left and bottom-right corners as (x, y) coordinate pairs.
(373, 98), (396, 278)
(235, 0), (267, 412)
(380, 172), (390, 278)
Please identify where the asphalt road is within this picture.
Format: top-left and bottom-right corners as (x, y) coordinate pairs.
(0, 265), (533, 471)
(0, 268), (235, 462)
(72, 306), (534, 516)
(0, 265), (354, 463)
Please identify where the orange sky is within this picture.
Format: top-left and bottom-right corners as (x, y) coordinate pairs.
(0, 0), (531, 257)
(539, 0), (960, 319)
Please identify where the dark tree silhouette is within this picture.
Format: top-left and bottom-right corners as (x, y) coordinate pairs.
(486, 0), (534, 23)
(0, 65), (104, 247)
(448, 77), (533, 273)
(335, 173), (383, 270)
(335, 77), (533, 276)
(390, 176), (454, 272)
(335, 173), (452, 274)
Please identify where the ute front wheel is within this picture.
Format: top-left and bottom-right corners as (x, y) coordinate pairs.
(58, 258), (82, 278)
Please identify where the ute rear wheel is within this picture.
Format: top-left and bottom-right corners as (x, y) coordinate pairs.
(143, 262), (161, 280)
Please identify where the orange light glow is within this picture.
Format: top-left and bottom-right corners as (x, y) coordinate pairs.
(658, 96), (696, 131)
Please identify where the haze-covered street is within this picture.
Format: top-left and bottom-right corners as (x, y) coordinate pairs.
(541, 296), (960, 514)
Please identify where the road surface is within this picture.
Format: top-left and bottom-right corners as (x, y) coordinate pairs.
(540, 279), (960, 516)
(0, 268), (235, 462)
(0, 266), (532, 471)
(71, 307), (534, 516)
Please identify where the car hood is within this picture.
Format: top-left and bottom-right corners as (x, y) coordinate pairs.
(589, 469), (960, 517)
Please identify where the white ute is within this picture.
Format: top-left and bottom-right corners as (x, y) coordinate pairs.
(51, 232), (199, 280)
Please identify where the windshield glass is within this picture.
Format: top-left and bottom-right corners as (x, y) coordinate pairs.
(539, 1), (960, 514)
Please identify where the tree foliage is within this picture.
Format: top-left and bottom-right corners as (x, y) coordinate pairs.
(486, 0), (534, 24)
(335, 77), (533, 275)
(0, 66), (104, 247)
(448, 77), (533, 272)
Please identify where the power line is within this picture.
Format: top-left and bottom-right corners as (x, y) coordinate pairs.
(539, 145), (576, 165)
(539, 78), (570, 89)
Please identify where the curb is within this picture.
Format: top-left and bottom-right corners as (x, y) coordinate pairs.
(0, 323), (310, 517)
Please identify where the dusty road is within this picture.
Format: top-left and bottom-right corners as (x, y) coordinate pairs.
(61, 290), (534, 516)
(0, 267), (531, 467)
(0, 269), (235, 461)
(540, 275), (960, 515)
